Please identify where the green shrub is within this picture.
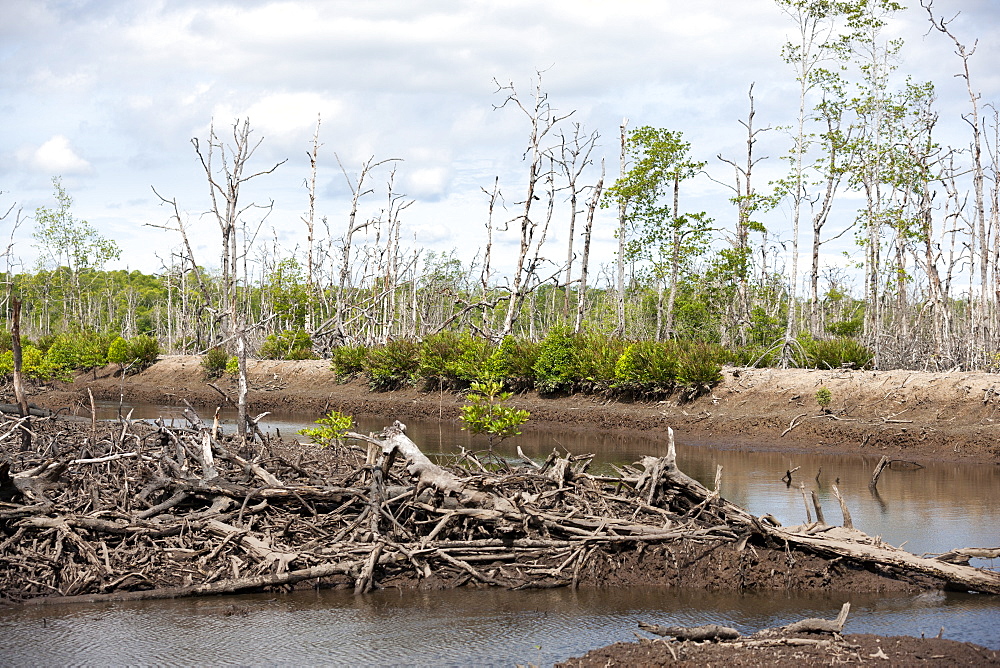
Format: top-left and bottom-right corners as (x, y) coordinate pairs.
(483, 336), (539, 390)
(127, 334), (160, 370)
(803, 337), (874, 370)
(0, 345), (68, 381)
(43, 333), (106, 373)
(106, 334), (160, 373)
(574, 332), (627, 393)
(677, 342), (724, 400)
(418, 331), (494, 389)
(260, 329), (315, 360)
(202, 347), (229, 379)
(532, 327), (579, 395)
(330, 345), (369, 379)
(815, 387), (832, 410)
(365, 339), (420, 391)
(827, 316), (863, 337)
(107, 337), (131, 366)
(225, 356), (240, 376)
(613, 341), (680, 396)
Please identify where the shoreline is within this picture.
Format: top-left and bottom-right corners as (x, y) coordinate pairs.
(35, 355), (1000, 465)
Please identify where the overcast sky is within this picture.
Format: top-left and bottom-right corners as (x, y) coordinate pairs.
(2, 0), (998, 290)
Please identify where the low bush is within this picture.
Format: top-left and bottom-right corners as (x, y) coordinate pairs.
(574, 332), (627, 394)
(298, 410), (354, 449)
(201, 347), (229, 379)
(330, 345), (369, 379)
(0, 345), (68, 381)
(365, 338), (420, 391)
(613, 341), (680, 397)
(532, 327), (579, 395)
(107, 334), (161, 374)
(418, 331), (494, 390)
(482, 336), (539, 390)
(803, 336), (874, 370)
(260, 329), (315, 360)
(677, 342), (724, 400)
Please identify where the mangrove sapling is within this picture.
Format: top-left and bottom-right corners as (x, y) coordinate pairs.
(459, 379), (530, 457)
(815, 387), (832, 413)
(299, 410), (355, 450)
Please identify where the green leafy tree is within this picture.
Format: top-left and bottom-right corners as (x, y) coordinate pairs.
(604, 126), (711, 339)
(33, 178), (121, 329)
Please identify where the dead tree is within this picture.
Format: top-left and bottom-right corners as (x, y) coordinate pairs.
(575, 161), (604, 333)
(494, 73), (573, 337)
(555, 123), (600, 326)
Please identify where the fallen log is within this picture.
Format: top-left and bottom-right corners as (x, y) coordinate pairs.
(769, 525), (1000, 594)
(19, 560), (359, 606)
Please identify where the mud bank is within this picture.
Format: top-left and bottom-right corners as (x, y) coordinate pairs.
(41, 356), (1000, 464)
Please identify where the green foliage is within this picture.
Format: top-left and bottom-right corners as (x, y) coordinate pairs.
(106, 337), (131, 365)
(802, 336), (874, 370)
(573, 332), (627, 393)
(128, 334), (160, 370)
(459, 380), (530, 448)
(482, 336), (539, 390)
(418, 331), (494, 389)
(298, 410), (354, 448)
(225, 356), (240, 376)
(0, 345), (68, 381)
(33, 177), (121, 272)
(260, 329), (315, 360)
(201, 347), (229, 379)
(330, 345), (369, 379)
(826, 317), (863, 337)
(107, 334), (160, 372)
(364, 338), (420, 391)
(677, 342), (724, 399)
(747, 306), (785, 347)
(815, 387), (833, 410)
(43, 332), (107, 372)
(532, 327), (579, 395)
(613, 341), (680, 396)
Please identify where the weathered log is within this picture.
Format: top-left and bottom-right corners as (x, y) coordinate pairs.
(869, 455), (890, 489)
(19, 561), (359, 605)
(783, 602), (850, 633)
(770, 526), (1000, 594)
(638, 622), (741, 641)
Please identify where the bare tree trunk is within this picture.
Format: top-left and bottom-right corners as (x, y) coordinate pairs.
(616, 119), (629, 336)
(10, 297), (31, 451)
(304, 115), (321, 332)
(575, 162), (604, 334)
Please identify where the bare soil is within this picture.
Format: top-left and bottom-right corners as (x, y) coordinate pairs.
(40, 355), (1000, 465)
(558, 632), (1000, 667)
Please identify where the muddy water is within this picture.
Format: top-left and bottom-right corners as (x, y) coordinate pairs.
(2, 402), (996, 664)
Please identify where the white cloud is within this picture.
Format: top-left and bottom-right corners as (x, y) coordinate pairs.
(18, 135), (93, 175)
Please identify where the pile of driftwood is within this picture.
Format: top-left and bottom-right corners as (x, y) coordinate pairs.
(1, 408), (998, 605)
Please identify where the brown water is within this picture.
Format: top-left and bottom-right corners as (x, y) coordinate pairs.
(1, 402), (994, 665)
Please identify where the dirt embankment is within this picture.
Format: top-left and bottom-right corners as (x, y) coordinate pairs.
(40, 355), (1000, 464)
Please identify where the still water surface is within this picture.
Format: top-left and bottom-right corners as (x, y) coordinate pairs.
(1, 402), (996, 665)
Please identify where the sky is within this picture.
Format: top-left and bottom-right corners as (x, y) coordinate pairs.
(2, 0), (999, 292)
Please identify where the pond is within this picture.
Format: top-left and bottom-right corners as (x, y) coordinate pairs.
(1, 402), (996, 665)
